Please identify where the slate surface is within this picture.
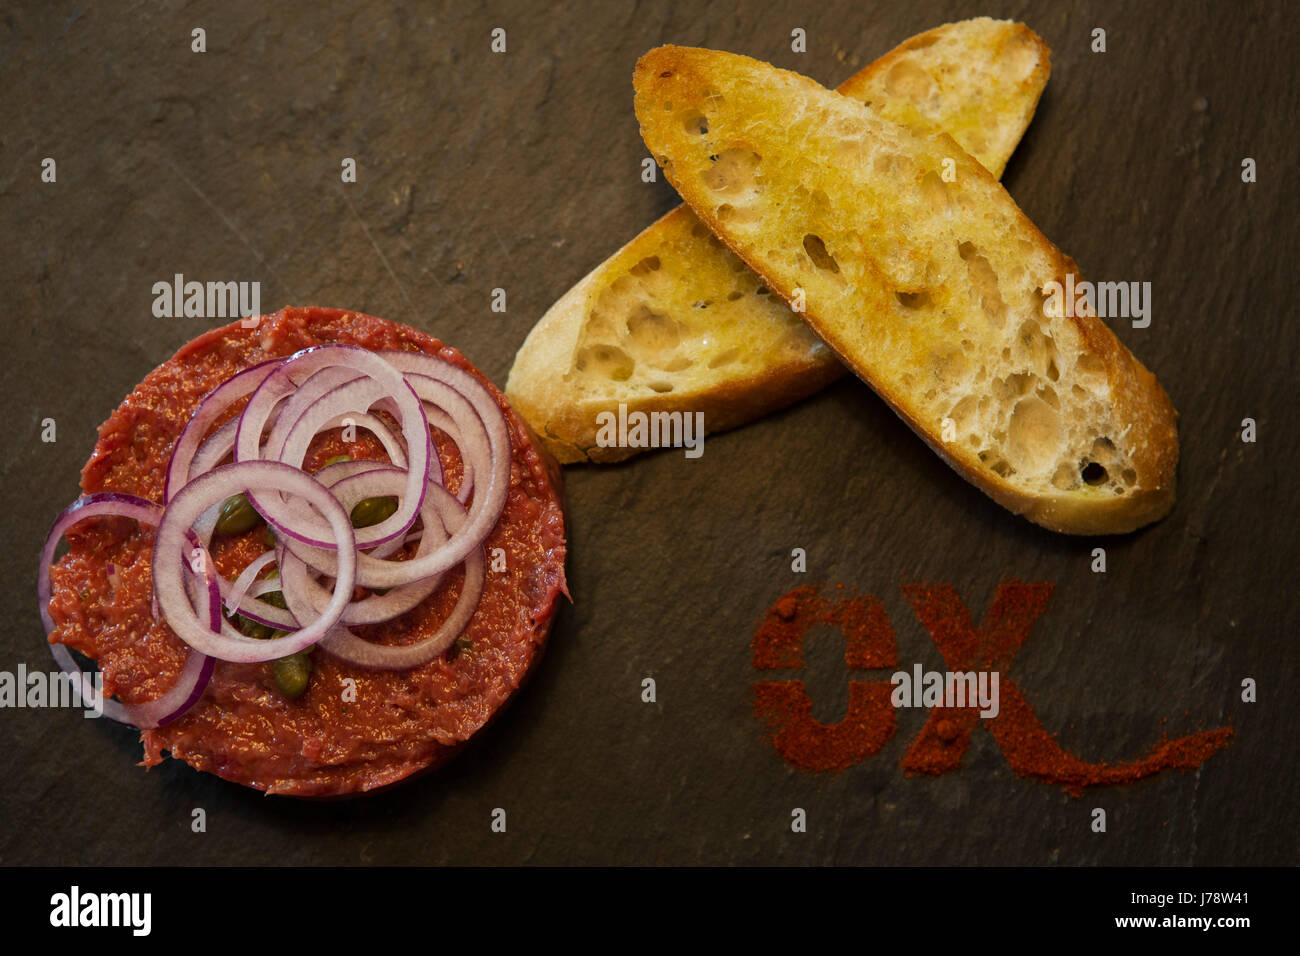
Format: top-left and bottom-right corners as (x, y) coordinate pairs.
(1, 0), (1296, 866)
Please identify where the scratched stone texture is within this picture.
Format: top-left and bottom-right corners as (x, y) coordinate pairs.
(0, 0), (1296, 866)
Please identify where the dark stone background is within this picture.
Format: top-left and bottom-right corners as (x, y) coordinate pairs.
(1, 0), (1296, 865)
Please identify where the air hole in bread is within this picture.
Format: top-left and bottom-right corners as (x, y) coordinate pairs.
(708, 348), (740, 369)
(726, 290), (744, 301)
(803, 235), (840, 273)
(717, 203), (759, 227)
(681, 110), (709, 135)
(1016, 320), (1056, 376)
(626, 306), (680, 351)
(896, 290), (930, 309)
(989, 459), (1015, 478)
(1081, 462), (1108, 485)
(1121, 467), (1137, 485)
(949, 395), (978, 432)
(648, 381), (674, 393)
(1051, 463), (1077, 491)
(654, 358), (693, 375)
(1007, 395), (1062, 474)
(993, 373), (1033, 401)
(920, 171), (950, 213)
(1046, 359), (1060, 381)
(960, 242), (1007, 326)
(576, 344), (634, 382)
(931, 347), (968, 385)
(629, 256), (661, 277)
(1037, 385), (1060, 409)
(755, 286), (770, 295)
(884, 59), (936, 102)
(702, 149), (762, 195)
(1032, 287), (1052, 318)
(1075, 353), (1107, 380)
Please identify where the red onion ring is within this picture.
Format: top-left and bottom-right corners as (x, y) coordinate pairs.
(43, 340), (516, 725)
(153, 461), (356, 662)
(236, 346), (430, 549)
(38, 493), (215, 728)
(165, 360), (281, 501)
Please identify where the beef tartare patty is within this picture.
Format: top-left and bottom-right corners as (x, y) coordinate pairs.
(45, 307), (567, 796)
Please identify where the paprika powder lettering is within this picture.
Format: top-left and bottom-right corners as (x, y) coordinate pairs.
(751, 585), (898, 772)
(751, 581), (1233, 795)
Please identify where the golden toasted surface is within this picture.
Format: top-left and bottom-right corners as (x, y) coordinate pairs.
(507, 19), (1050, 464)
(634, 45), (1176, 534)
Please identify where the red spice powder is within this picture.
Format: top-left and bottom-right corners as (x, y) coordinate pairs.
(751, 581), (1233, 795)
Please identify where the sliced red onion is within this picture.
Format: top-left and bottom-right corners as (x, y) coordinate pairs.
(39, 493), (215, 728)
(38, 493), (162, 634)
(319, 545), (486, 669)
(320, 411), (409, 469)
(236, 346), (430, 549)
(381, 351), (510, 526)
(223, 550), (277, 618)
(260, 365), (364, 462)
(153, 461), (356, 662)
(164, 360), (281, 501)
(50, 344), (514, 688)
(279, 466), (451, 626)
(273, 375), (426, 545)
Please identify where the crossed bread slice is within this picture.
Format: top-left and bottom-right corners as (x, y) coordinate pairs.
(507, 19), (1050, 464)
(633, 46), (1177, 534)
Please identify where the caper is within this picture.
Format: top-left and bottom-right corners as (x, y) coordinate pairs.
(350, 495), (399, 529)
(215, 493), (261, 536)
(258, 589), (288, 610)
(323, 454), (353, 466)
(264, 526), (276, 548)
(231, 614), (275, 640)
(273, 651), (311, 699)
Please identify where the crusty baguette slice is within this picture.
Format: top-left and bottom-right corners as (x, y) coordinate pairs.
(507, 19), (1050, 464)
(634, 46), (1177, 534)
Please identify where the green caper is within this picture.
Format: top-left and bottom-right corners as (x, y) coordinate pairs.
(323, 454), (353, 466)
(350, 495), (399, 529)
(264, 525), (276, 548)
(215, 493), (261, 536)
(231, 613), (275, 640)
(272, 651), (311, 699)
(258, 589), (288, 610)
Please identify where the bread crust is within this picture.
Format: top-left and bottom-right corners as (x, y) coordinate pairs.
(507, 19), (1050, 464)
(634, 45), (1177, 535)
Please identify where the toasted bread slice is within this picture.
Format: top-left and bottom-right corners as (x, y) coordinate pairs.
(634, 46), (1176, 534)
(507, 19), (1050, 464)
